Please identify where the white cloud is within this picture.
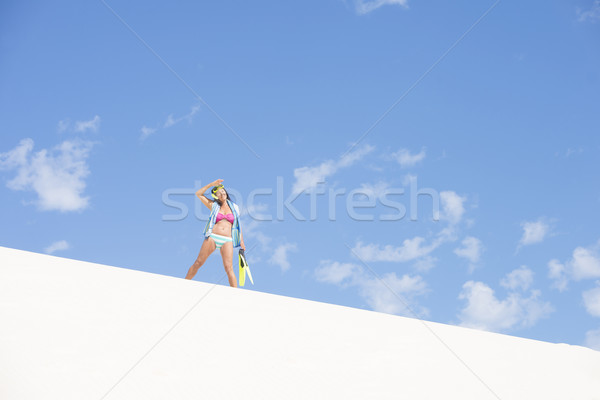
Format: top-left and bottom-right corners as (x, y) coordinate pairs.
(57, 119), (71, 133)
(352, 236), (440, 263)
(548, 240), (600, 290)
(437, 226), (459, 243)
(57, 116), (100, 134)
(358, 272), (428, 317)
(355, 0), (409, 15)
(315, 261), (362, 286)
(548, 259), (568, 292)
(500, 266), (534, 292)
(0, 138), (33, 168)
(440, 191), (466, 225)
(584, 327), (600, 351)
(391, 148), (426, 168)
(140, 126), (157, 141)
(349, 188), (465, 275)
(564, 147), (584, 158)
(243, 202), (272, 220)
(315, 260), (428, 317)
(412, 256), (437, 272)
(241, 219), (271, 245)
(454, 236), (483, 270)
(338, 145), (374, 168)
(402, 173), (416, 187)
(164, 105), (201, 129)
(140, 104), (201, 141)
(292, 145), (374, 194)
(571, 244), (600, 280)
(292, 160), (336, 194)
(74, 115), (101, 133)
(252, 231), (272, 250)
(519, 219), (550, 247)
(578, 0), (600, 22)
(583, 286), (600, 317)
(164, 115), (177, 129)
(0, 138), (93, 212)
(352, 214), (460, 267)
(44, 240), (70, 255)
(268, 243), (298, 272)
(356, 181), (391, 200)
(236, 219), (274, 265)
(458, 278), (553, 333)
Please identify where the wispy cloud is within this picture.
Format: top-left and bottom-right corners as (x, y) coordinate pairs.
(57, 119), (70, 133)
(500, 265), (533, 292)
(392, 147), (426, 168)
(440, 191), (466, 225)
(412, 255), (437, 272)
(355, 0), (409, 15)
(140, 104), (201, 141)
(243, 202), (272, 221)
(548, 239), (600, 291)
(547, 259), (569, 292)
(351, 188), (465, 267)
(44, 240), (70, 254)
(164, 104), (201, 128)
(292, 144), (374, 194)
(0, 138), (94, 212)
(268, 243), (298, 272)
(567, 244), (600, 280)
(518, 218), (550, 248)
(358, 272), (428, 316)
(315, 260), (428, 317)
(57, 115), (101, 134)
(578, 0), (600, 22)
(140, 126), (157, 141)
(454, 236), (484, 272)
(356, 181), (392, 201)
(74, 115), (101, 133)
(458, 267), (553, 333)
(352, 236), (441, 263)
(583, 284), (600, 317)
(565, 147), (584, 158)
(314, 261), (363, 287)
(235, 218), (273, 265)
(584, 327), (600, 350)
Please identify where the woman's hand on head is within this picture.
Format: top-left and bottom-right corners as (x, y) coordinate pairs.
(213, 179), (224, 186)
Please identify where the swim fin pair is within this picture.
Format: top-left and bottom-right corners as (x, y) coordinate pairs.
(238, 249), (254, 287)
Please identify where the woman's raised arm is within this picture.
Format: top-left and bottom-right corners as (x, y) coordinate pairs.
(196, 179), (223, 209)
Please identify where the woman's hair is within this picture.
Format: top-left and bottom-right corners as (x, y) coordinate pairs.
(209, 186), (231, 206)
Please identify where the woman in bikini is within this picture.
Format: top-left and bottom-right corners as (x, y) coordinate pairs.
(185, 179), (245, 287)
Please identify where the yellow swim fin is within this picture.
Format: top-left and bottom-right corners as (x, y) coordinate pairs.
(239, 250), (246, 287)
(238, 249), (253, 286)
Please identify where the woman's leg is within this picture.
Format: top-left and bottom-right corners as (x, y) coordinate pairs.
(219, 241), (237, 287)
(185, 238), (216, 280)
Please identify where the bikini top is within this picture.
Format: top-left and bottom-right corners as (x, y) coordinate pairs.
(216, 212), (234, 224)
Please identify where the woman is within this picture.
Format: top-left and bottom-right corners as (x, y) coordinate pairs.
(185, 179), (245, 287)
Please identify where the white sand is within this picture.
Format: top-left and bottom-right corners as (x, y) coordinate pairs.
(1, 246), (599, 399)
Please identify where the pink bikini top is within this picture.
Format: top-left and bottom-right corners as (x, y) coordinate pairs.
(216, 212), (234, 224)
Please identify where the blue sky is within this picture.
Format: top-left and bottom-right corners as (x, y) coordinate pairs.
(1, 0), (600, 349)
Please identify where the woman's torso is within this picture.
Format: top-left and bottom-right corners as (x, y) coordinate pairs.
(212, 202), (234, 237)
